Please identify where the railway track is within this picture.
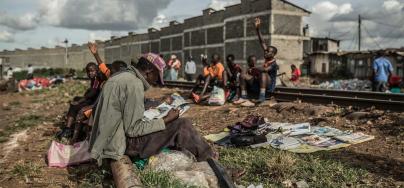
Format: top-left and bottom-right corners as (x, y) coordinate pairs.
(164, 80), (404, 112)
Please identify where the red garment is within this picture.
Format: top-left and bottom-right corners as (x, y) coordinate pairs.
(248, 67), (261, 79)
(389, 75), (401, 86)
(291, 69), (301, 82)
(33, 77), (50, 87)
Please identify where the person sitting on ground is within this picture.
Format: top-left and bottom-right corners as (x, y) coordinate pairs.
(57, 62), (104, 139)
(190, 55), (210, 95)
(70, 60), (127, 144)
(234, 55), (263, 106)
(290, 64), (301, 83)
(225, 54), (242, 101)
(89, 54), (215, 165)
(192, 54), (228, 103)
(255, 17), (279, 101)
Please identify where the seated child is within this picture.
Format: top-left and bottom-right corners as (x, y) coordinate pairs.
(290, 64), (301, 83)
(57, 62), (103, 139)
(234, 55), (264, 106)
(192, 54), (228, 103)
(226, 54), (242, 101)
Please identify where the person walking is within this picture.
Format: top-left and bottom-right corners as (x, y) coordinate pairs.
(372, 51), (393, 92)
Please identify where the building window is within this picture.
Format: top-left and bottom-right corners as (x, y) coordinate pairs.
(322, 63), (326, 73)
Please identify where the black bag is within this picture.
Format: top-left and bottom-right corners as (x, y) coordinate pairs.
(230, 134), (267, 147)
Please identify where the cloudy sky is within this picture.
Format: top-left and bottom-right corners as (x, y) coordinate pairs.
(0, 0), (403, 51)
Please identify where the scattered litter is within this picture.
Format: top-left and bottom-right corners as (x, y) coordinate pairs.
(147, 150), (195, 171)
(144, 151), (220, 188)
(316, 79), (372, 91)
(208, 86), (226, 106)
(247, 184), (263, 188)
(294, 180), (309, 188)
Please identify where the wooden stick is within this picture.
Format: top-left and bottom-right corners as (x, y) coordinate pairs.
(110, 155), (142, 188)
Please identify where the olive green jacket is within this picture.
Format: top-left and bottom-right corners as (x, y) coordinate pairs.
(89, 67), (166, 165)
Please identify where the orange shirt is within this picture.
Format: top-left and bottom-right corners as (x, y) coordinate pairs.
(99, 63), (111, 78)
(203, 67), (210, 77)
(207, 62), (225, 81)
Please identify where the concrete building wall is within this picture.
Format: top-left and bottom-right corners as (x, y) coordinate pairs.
(309, 54), (329, 74)
(0, 0), (309, 78)
(328, 40), (339, 52)
(0, 44), (105, 70)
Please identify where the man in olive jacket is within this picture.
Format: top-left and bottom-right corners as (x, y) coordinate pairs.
(89, 54), (213, 165)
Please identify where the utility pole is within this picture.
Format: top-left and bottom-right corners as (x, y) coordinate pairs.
(0, 58), (3, 80)
(64, 39), (69, 65)
(358, 15), (361, 51)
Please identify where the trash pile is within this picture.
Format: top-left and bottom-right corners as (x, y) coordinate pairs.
(205, 115), (374, 154)
(141, 150), (220, 188)
(315, 79), (372, 91)
(18, 77), (65, 92)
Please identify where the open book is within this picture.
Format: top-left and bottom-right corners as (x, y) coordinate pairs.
(143, 93), (191, 120)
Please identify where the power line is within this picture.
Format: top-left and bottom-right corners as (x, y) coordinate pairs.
(366, 19), (402, 28)
(362, 24), (383, 49)
(331, 29), (354, 40)
(347, 33), (357, 51)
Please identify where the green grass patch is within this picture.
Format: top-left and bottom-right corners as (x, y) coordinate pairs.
(12, 161), (41, 178)
(138, 169), (198, 188)
(78, 168), (113, 188)
(0, 115), (43, 143)
(219, 147), (369, 187)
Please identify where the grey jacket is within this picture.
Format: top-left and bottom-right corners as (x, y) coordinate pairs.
(89, 67), (166, 165)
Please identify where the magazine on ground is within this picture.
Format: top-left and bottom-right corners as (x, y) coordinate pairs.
(143, 93), (191, 120)
(301, 135), (331, 146)
(334, 132), (375, 144)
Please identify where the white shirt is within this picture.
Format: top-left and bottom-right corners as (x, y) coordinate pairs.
(185, 60), (196, 74)
(28, 67), (34, 74)
(6, 70), (13, 80)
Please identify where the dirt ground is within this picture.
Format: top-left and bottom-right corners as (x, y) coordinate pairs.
(0, 82), (403, 187)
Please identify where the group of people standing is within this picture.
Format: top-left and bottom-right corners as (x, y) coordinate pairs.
(164, 54), (197, 82)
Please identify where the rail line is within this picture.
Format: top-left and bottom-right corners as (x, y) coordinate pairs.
(164, 80), (404, 112)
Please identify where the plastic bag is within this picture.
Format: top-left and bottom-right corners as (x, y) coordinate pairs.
(173, 171), (210, 188)
(147, 150), (195, 171)
(47, 140), (91, 167)
(208, 86), (225, 106)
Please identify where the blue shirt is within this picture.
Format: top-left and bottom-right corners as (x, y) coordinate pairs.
(373, 57), (393, 82)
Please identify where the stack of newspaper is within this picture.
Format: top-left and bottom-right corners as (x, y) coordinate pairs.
(143, 93), (190, 120)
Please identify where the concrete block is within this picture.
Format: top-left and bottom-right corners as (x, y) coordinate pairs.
(225, 20), (244, 39)
(273, 14), (301, 36)
(225, 41), (244, 60)
(207, 27), (224, 44)
(191, 30), (206, 46)
(172, 36), (183, 51)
